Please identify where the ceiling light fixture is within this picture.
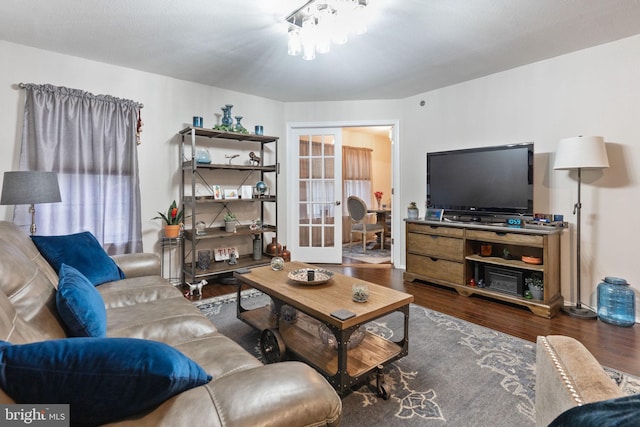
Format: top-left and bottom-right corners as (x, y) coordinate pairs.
(286, 0), (370, 61)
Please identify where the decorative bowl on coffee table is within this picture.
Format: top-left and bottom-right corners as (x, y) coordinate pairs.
(287, 268), (334, 286)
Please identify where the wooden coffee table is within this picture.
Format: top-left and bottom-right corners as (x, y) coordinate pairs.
(233, 261), (414, 396)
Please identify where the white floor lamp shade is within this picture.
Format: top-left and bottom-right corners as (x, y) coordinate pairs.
(554, 136), (609, 170)
(554, 136), (609, 319)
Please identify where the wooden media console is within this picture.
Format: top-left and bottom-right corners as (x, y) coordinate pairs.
(404, 219), (563, 318)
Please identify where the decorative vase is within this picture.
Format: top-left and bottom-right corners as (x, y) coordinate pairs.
(221, 104), (233, 127)
(234, 116), (245, 132)
(225, 221), (235, 233)
(597, 277), (635, 327)
(195, 221), (206, 235)
(164, 224), (181, 238)
(281, 246), (291, 262)
(197, 250), (211, 270)
(376, 199), (382, 210)
(266, 237), (282, 256)
(407, 208), (419, 219)
(253, 237), (263, 261)
(530, 288), (544, 300)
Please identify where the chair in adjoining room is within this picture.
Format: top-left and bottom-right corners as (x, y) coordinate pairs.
(347, 196), (385, 253)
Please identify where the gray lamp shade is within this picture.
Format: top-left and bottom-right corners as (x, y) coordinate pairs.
(554, 136), (610, 170)
(0, 171), (62, 205)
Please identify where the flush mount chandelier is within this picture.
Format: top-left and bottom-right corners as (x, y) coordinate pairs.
(286, 0), (370, 61)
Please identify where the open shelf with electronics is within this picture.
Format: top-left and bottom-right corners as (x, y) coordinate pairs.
(179, 126), (279, 283)
(404, 219), (563, 318)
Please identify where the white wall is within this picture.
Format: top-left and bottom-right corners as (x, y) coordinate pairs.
(1, 34), (638, 318)
(0, 41), (284, 254)
(401, 35), (640, 315)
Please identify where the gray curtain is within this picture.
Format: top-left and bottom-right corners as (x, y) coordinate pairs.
(16, 83), (142, 254)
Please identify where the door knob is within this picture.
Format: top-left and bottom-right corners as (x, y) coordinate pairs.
(335, 201), (341, 206)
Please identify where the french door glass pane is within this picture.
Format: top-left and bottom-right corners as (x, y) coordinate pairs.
(298, 134), (336, 249)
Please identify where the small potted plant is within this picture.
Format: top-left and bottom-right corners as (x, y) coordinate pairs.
(352, 283), (370, 303)
(223, 212), (237, 232)
(153, 200), (183, 238)
(525, 273), (544, 300)
(407, 201), (419, 219)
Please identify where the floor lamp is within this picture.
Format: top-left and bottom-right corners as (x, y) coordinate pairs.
(554, 136), (609, 319)
(0, 171), (62, 235)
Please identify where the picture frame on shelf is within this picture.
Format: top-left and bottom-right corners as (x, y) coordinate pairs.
(212, 185), (222, 200)
(240, 185), (253, 200)
(425, 208), (444, 221)
(223, 188), (238, 199)
(214, 246), (238, 262)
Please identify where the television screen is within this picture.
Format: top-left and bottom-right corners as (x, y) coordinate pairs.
(426, 143), (533, 217)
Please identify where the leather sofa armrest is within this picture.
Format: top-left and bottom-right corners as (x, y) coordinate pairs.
(535, 335), (625, 427)
(111, 253), (161, 278)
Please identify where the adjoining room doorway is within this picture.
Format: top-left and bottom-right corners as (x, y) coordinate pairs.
(287, 121), (398, 266)
(341, 126), (393, 265)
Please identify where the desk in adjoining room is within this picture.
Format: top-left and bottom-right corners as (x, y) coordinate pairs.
(367, 209), (391, 249)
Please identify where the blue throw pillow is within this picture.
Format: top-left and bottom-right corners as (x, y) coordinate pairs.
(549, 394), (640, 426)
(32, 231), (125, 286)
(57, 264), (107, 337)
(0, 338), (212, 425)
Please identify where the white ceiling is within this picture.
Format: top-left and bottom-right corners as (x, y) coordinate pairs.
(2, 0), (640, 102)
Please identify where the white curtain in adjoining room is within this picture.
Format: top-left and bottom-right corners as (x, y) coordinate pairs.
(342, 145), (373, 210)
(342, 145), (374, 243)
(16, 83), (142, 254)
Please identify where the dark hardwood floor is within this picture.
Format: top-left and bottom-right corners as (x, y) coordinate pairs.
(183, 259), (640, 377)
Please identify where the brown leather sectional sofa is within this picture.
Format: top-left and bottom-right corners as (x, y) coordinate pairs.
(0, 221), (341, 426)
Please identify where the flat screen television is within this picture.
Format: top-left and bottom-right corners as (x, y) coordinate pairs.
(426, 143), (533, 219)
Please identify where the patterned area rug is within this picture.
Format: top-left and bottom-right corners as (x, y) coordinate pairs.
(342, 243), (391, 264)
(194, 292), (640, 426)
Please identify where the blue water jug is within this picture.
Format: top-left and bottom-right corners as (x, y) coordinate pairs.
(597, 277), (636, 327)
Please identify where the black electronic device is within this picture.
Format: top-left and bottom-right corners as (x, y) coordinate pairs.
(426, 143), (534, 219)
(484, 265), (524, 296)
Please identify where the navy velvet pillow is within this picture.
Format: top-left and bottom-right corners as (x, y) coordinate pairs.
(56, 264), (107, 337)
(31, 231), (125, 286)
(0, 338), (212, 425)
(549, 394), (640, 427)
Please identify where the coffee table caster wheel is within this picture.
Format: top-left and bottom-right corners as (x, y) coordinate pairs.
(260, 328), (285, 363)
(375, 365), (389, 400)
(377, 384), (389, 400)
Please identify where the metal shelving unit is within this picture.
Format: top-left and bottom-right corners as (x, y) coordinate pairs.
(179, 126), (279, 284)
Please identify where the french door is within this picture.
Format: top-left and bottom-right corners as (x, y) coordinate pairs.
(289, 128), (343, 263)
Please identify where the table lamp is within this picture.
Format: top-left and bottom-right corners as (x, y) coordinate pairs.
(554, 136), (609, 319)
(1, 171), (62, 235)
